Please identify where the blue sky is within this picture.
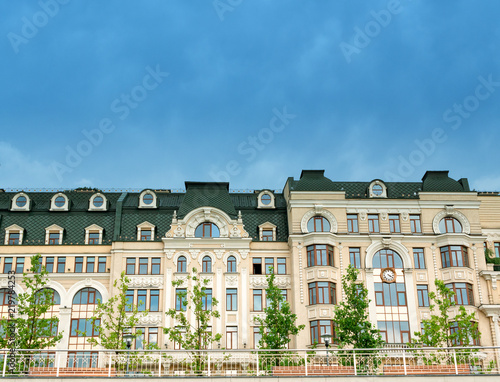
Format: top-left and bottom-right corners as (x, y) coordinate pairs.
(1, 0), (499, 191)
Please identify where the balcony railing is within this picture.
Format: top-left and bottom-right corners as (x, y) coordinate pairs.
(1, 346), (499, 377)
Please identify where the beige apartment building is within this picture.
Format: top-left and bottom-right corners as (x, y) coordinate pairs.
(0, 170), (499, 355)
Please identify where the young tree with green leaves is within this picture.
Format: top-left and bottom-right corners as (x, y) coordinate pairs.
(164, 268), (222, 374)
(84, 271), (148, 350)
(335, 265), (384, 349)
(412, 279), (480, 347)
(0, 254), (63, 350)
(255, 270), (305, 350)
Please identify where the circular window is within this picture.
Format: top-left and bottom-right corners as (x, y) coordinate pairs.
(372, 184), (383, 196)
(55, 196), (66, 207)
(261, 193), (272, 205)
(16, 196), (27, 207)
(93, 196), (104, 208)
(143, 193), (154, 205)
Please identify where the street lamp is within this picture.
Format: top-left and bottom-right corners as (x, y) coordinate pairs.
(321, 333), (333, 366)
(123, 333), (134, 376)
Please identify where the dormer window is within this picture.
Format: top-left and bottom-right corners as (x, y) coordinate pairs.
(195, 223), (220, 238)
(50, 193), (69, 211)
(4, 224), (24, 245)
(369, 180), (387, 198)
(11, 193), (30, 211)
(259, 222), (277, 241)
(137, 221), (155, 241)
(257, 190), (276, 209)
(89, 193), (108, 211)
(139, 190), (157, 209)
(85, 224), (104, 245)
(45, 224), (64, 245)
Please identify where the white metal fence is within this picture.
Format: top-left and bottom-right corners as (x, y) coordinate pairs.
(1, 346), (499, 377)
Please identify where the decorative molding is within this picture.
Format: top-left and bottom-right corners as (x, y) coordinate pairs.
(200, 275), (213, 287)
(165, 250), (176, 260)
(183, 207), (231, 238)
(250, 275), (291, 288)
(136, 313), (162, 325)
(225, 274), (238, 287)
(174, 275), (188, 285)
(230, 223), (241, 238)
(481, 271), (498, 290)
(214, 249), (225, 260)
(189, 249), (200, 259)
(432, 208), (471, 234)
(300, 208), (338, 233)
(127, 276), (163, 288)
(238, 250), (249, 260)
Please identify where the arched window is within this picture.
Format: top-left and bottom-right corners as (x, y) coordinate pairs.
(307, 216), (330, 232)
(195, 223), (220, 238)
(373, 249), (403, 269)
(227, 256), (237, 273)
(177, 256), (187, 272)
(36, 288), (61, 305)
(439, 217), (462, 233)
(73, 287), (102, 305)
(202, 256), (212, 273)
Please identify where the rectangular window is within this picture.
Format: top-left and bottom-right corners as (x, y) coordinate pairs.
(88, 232), (100, 245)
(253, 289), (263, 311)
(389, 214), (400, 233)
(417, 285), (429, 307)
(226, 326), (238, 350)
(252, 258), (262, 274)
(446, 283), (474, 306)
(86, 257), (95, 273)
(3, 258), (13, 273)
(349, 248), (361, 268)
(413, 248), (425, 269)
(262, 230), (273, 241)
(307, 245), (334, 267)
(308, 282), (336, 305)
(137, 290), (147, 312)
(495, 243), (500, 258)
(176, 288), (187, 311)
(310, 320), (335, 345)
(138, 258), (148, 275)
(375, 283), (407, 306)
(150, 289), (159, 312)
(441, 245), (469, 268)
(15, 257), (24, 274)
(347, 214), (358, 233)
(8, 233), (20, 245)
(75, 257), (84, 273)
(46, 257), (54, 273)
(265, 258), (274, 274)
(98, 257), (106, 273)
(125, 290), (134, 312)
(151, 258), (161, 274)
(377, 321), (410, 344)
(202, 288), (212, 311)
(253, 327), (262, 349)
(126, 258), (136, 275)
(48, 232), (60, 245)
(148, 327), (158, 346)
(277, 258), (286, 274)
(135, 328), (144, 349)
(410, 215), (422, 234)
(226, 288), (237, 311)
(368, 214), (379, 233)
(140, 229), (151, 241)
(57, 257), (66, 273)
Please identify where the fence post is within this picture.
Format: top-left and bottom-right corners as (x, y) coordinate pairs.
(453, 349), (458, 375)
(257, 351), (260, 376)
(403, 348), (407, 375)
(2, 352), (7, 377)
(108, 352), (112, 377)
(208, 353), (211, 377)
(158, 351), (162, 377)
(56, 352), (60, 377)
(304, 351), (308, 376)
(353, 352), (357, 376)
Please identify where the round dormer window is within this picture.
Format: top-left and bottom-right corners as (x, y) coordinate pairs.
(261, 193), (272, 205)
(92, 196), (104, 208)
(143, 193), (154, 205)
(16, 196), (27, 207)
(55, 196), (66, 207)
(372, 184), (383, 196)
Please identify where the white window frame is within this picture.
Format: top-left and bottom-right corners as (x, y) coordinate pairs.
(11, 192), (31, 211)
(45, 224), (64, 245)
(50, 192), (69, 211)
(258, 221), (277, 241)
(257, 190), (275, 209)
(89, 193), (108, 211)
(137, 221), (155, 241)
(139, 190), (157, 209)
(4, 224), (24, 245)
(369, 180), (387, 198)
(85, 224), (104, 245)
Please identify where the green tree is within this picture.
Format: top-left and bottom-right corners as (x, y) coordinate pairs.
(84, 271), (148, 350)
(412, 279), (480, 347)
(335, 265), (384, 349)
(255, 271), (305, 350)
(164, 268), (222, 374)
(0, 254), (63, 351)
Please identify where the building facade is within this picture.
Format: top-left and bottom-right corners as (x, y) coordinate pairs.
(1, 170), (500, 352)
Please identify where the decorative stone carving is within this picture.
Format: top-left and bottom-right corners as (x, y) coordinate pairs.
(138, 313), (162, 325)
(165, 250), (175, 260)
(84, 278), (92, 287)
(401, 212), (409, 221)
(432, 208), (471, 234)
(173, 224), (184, 238)
(251, 313), (265, 323)
(225, 275), (238, 287)
(214, 250), (225, 260)
(238, 250), (249, 260)
(380, 212), (388, 221)
(174, 275), (188, 285)
(250, 275), (291, 288)
(201, 275), (213, 287)
(382, 237), (392, 248)
(127, 276), (164, 288)
(189, 250), (200, 259)
(300, 208), (338, 233)
(359, 211), (367, 221)
(230, 223), (241, 238)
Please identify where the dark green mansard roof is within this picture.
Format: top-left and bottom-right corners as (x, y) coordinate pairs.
(0, 187), (289, 244)
(288, 170), (469, 198)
